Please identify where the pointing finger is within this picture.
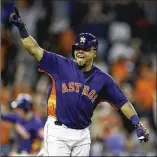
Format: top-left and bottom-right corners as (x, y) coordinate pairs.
(14, 7), (20, 16)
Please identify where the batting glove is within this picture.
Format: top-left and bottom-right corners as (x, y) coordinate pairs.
(135, 122), (149, 143)
(9, 7), (25, 29)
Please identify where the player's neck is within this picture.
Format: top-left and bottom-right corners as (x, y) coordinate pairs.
(82, 61), (93, 72)
(76, 60), (93, 72)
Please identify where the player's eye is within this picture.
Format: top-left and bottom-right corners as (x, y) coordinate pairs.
(75, 46), (90, 52)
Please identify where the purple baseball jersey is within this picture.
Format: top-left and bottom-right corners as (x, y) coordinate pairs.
(37, 50), (128, 129)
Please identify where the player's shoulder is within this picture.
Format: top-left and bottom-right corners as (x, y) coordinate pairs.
(44, 50), (70, 60)
(45, 50), (74, 64)
(93, 65), (113, 81)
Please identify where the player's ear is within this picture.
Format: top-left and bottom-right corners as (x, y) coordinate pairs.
(93, 50), (97, 58)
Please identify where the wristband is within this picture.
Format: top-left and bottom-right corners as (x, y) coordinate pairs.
(19, 26), (29, 39)
(130, 114), (140, 126)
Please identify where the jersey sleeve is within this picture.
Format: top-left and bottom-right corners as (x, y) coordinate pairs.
(37, 50), (68, 78)
(101, 76), (128, 110)
(1, 113), (19, 123)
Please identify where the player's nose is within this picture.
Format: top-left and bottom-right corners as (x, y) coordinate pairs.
(77, 50), (84, 54)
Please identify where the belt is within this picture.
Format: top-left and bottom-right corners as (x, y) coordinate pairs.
(54, 120), (77, 129)
(48, 117), (65, 127)
(54, 120), (63, 126)
(54, 119), (84, 130)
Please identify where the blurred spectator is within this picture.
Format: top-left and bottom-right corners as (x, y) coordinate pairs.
(58, 28), (76, 56)
(49, 1), (70, 34)
(90, 137), (104, 156)
(70, 0), (88, 31)
(15, 0), (39, 37)
(109, 58), (132, 86)
(1, 93), (44, 155)
(1, 29), (18, 86)
(78, 1), (112, 57)
(94, 55), (108, 73)
(81, 1), (109, 35)
(108, 21), (135, 63)
(113, 0), (145, 29)
(0, 84), (11, 111)
(137, 0), (157, 25)
(152, 92), (156, 129)
(109, 21), (132, 44)
(12, 82), (33, 100)
(36, 0), (53, 48)
(1, 120), (14, 156)
(99, 111), (132, 155)
(134, 59), (156, 110)
(134, 59), (156, 131)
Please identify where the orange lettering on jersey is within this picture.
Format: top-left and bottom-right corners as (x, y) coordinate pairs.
(88, 90), (96, 99)
(62, 83), (69, 93)
(92, 94), (98, 103)
(68, 82), (75, 92)
(82, 85), (89, 96)
(75, 82), (82, 93)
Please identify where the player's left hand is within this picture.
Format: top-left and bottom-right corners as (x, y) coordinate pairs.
(135, 122), (149, 143)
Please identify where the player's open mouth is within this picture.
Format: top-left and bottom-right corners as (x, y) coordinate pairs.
(77, 57), (84, 62)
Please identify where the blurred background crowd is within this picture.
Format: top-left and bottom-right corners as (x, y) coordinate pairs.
(1, 0), (157, 156)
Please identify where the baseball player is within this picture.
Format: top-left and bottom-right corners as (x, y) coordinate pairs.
(1, 93), (44, 155)
(9, 7), (149, 156)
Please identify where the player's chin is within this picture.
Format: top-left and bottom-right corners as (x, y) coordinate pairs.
(76, 60), (85, 66)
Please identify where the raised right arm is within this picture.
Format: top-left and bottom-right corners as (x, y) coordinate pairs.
(21, 35), (43, 61)
(9, 7), (69, 77)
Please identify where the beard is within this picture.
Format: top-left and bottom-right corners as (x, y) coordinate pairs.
(76, 59), (89, 70)
(76, 57), (86, 66)
(75, 55), (93, 70)
(77, 63), (86, 69)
